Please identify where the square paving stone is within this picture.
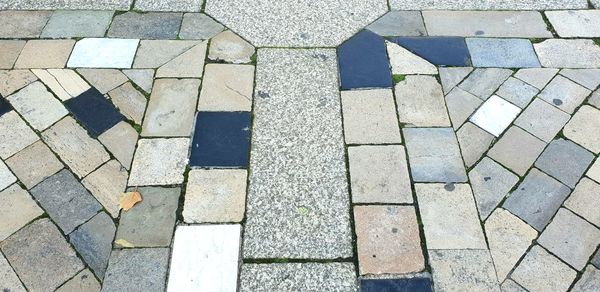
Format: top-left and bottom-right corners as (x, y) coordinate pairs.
(467, 38), (540, 68)
(348, 145), (412, 204)
(108, 12), (182, 39)
(0, 252), (26, 292)
(108, 82), (147, 125)
(190, 112), (251, 168)
(31, 169), (102, 234)
(0, 40), (25, 69)
(0, 111), (38, 159)
(503, 168), (571, 231)
(487, 126), (546, 176)
(535, 139), (594, 188)
(445, 87), (482, 130)
(366, 11), (426, 37)
(360, 277), (433, 292)
(395, 75), (451, 127)
(403, 128), (467, 183)
(354, 205), (424, 275)
(167, 225), (240, 291)
(514, 68), (558, 90)
(65, 87), (125, 137)
(134, 0), (203, 11)
(514, 98), (570, 142)
(571, 265), (600, 292)
(6, 140), (63, 189)
(428, 249), (500, 291)
(69, 212), (115, 279)
(56, 269), (100, 292)
(391, 37), (471, 66)
(565, 178), (600, 226)
(0, 11), (52, 38)
(179, 13), (224, 39)
(41, 10), (113, 38)
(546, 10), (600, 37)
(98, 122), (138, 170)
(496, 77), (539, 108)
(470, 95), (521, 137)
(564, 105), (600, 154)
(534, 39), (600, 68)
(338, 30), (392, 90)
(538, 208), (600, 270)
(14, 40), (74, 69)
(102, 248), (169, 292)
(68, 38), (139, 68)
(183, 169), (247, 223)
(456, 122), (494, 168)
(458, 68), (513, 100)
(539, 75), (591, 114)
(0, 219), (84, 292)
(0, 184), (43, 241)
(198, 64), (254, 112)
(469, 157), (519, 220)
(115, 187), (179, 247)
(512, 245), (577, 292)
(341, 89), (401, 144)
(416, 184), (486, 249)
(0, 160), (15, 191)
(128, 138), (189, 186)
(82, 160), (128, 218)
(239, 263), (357, 291)
(7, 81), (68, 131)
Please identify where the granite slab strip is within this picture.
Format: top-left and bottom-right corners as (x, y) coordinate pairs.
(243, 48), (352, 259)
(389, 0), (588, 10)
(107, 12), (182, 39)
(68, 38), (139, 69)
(239, 263), (357, 291)
(0, 0), (132, 10)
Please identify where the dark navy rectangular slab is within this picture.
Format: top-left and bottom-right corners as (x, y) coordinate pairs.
(190, 112), (251, 168)
(0, 97), (12, 117)
(64, 87), (125, 138)
(360, 278), (433, 292)
(392, 37), (471, 66)
(338, 30), (392, 90)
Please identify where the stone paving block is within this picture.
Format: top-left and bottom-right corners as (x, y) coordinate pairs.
(485, 208), (537, 281)
(439, 67), (473, 94)
(0, 160), (15, 191)
(416, 184), (486, 249)
(496, 77), (539, 109)
(142, 79), (199, 137)
(428, 249), (500, 292)
(0, 11), (52, 38)
(65, 88), (125, 137)
(458, 68), (512, 100)
(354, 205), (424, 275)
(6, 140), (63, 189)
(535, 139), (594, 188)
(0, 40), (25, 69)
(0, 111), (38, 160)
(0, 252), (26, 292)
(572, 265), (600, 292)
(0, 219), (84, 292)
(7, 81), (68, 131)
(115, 187), (179, 247)
(445, 87), (482, 130)
(470, 95), (521, 137)
(208, 30), (256, 64)
(82, 160), (128, 218)
(32, 69), (91, 101)
(469, 158), (519, 220)
(156, 42), (207, 78)
(387, 41), (438, 75)
(488, 126), (546, 176)
(179, 13), (224, 39)
(42, 117), (110, 178)
(423, 11), (551, 38)
(108, 12), (182, 39)
(98, 122), (138, 170)
(539, 75), (591, 114)
(69, 212), (115, 279)
(167, 225), (240, 291)
(512, 245), (577, 292)
(243, 49), (352, 259)
(198, 64), (254, 112)
(14, 40), (74, 69)
(134, 0), (202, 11)
(349, 145), (412, 204)
(56, 269), (100, 292)
(128, 138), (189, 186)
(360, 277), (433, 292)
(501, 279), (527, 292)
(535, 39), (600, 68)
(68, 38), (139, 69)
(31, 169), (102, 234)
(77, 69), (128, 94)
(108, 82), (147, 125)
(0, 184), (43, 241)
(395, 75), (450, 127)
(41, 10), (113, 38)
(514, 98), (570, 142)
(239, 263), (357, 291)
(102, 248), (169, 292)
(183, 170), (246, 223)
(567, 179), (600, 227)
(338, 30), (392, 90)
(392, 36), (471, 66)
(0, 70), (38, 97)
(133, 40), (199, 68)
(588, 160), (600, 183)
(564, 105), (600, 154)
(0, 0), (132, 10)
(546, 10), (600, 37)
(594, 250), (600, 268)
(341, 89), (401, 144)
(389, 0), (588, 9)
(514, 68), (558, 90)
(560, 69), (600, 90)
(467, 38), (540, 68)
(123, 69), (154, 94)
(404, 128), (467, 182)
(366, 11), (426, 36)
(503, 168), (571, 231)
(456, 122), (495, 167)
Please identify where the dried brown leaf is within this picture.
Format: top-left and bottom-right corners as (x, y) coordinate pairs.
(119, 191), (142, 211)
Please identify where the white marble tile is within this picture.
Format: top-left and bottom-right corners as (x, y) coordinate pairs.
(470, 95), (521, 137)
(167, 225), (241, 292)
(67, 38), (139, 68)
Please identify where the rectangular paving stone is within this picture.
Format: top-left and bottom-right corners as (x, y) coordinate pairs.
(470, 95), (521, 137)
(560, 69), (600, 90)
(128, 138), (190, 186)
(41, 10), (114, 38)
(539, 75), (591, 114)
(135, 0), (202, 11)
(108, 12), (182, 39)
(366, 11), (426, 37)
(108, 82), (147, 125)
(69, 212), (115, 279)
(469, 157), (519, 220)
(503, 168), (571, 231)
(6, 140), (63, 189)
(564, 105), (600, 154)
(102, 248), (169, 292)
(32, 69), (91, 101)
(535, 139), (594, 188)
(0, 184), (43, 241)
(458, 68), (512, 100)
(0, 111), (38, 160)
(515, 99), (570, 143)
(77, 68), (128, 93)
(467, 38), (540, 68)
(0, 40), (25, 69)
(65, 88), (125, 137)
(342, 89), (401, 144)
(142, 79), (199, 137)
(198, 64), (254, 112)
(82, 160), (128, 218)
(389, 0), (588, 10)
(239, 263), (357, 291)
(7, 81), (68, 131)
(167, 225), (240, 291)
(423, 11), (551, 38)
(512, 245), (577, 292)
(0, 252), (26, 292)
(403, 128), (467, 183)
(0, 11), (51, 38)
(546, 10), (600, 37)
(14, 40), (75, 69)
(428, 249), (500, 291)
(68, 38), (139, 68)
(0, 219), (84, 292)
(338, 30), (392, 89)
(395, 75), (451, 127)
(565, 178), (600, 226)
(243, 49), (352, 259)
(488, 126), (546, 176)
(0, 0), (132, 10)
(496, 77), (539, 109)
(534, 39), (600, 68)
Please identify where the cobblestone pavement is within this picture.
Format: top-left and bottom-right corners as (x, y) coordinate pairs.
(1, 1), (600, 291)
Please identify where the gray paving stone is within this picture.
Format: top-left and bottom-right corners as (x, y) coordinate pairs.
(0, 11), (51, 38)
(6, 140), (64, 189)
(512, 245), (577, 292)
(445, 87), (482, 130)
(56, 269), (100, 292)
(108, 82), (147, 125)
(134, 0), (202, 11)
(128, 138), (190, 186)
(115, 187), (179, 247)
(535, 139), (594, 188)
(467, 38), (540, 68)
(341, 89), (401, 144)
(395, 75), (450, 127)
(69, 212), (115, 279)
(593, 250), (600, 268)
(459, 68), (513, 100)
(514, 98), (570, 142)
(0, 252), (26, 292)
(0, 219), (84, 292)
(423, 11), (550, 37)
(7, 81), (68, 131)
(488, 126), (546, 176)
(142, 79), (199, 137)
(366, 11), (426, 36)
(404, 128), (467, 183)
(514, 68), (558, 90)
(243, 49), (352, 259)
(0, 0), (132, 10)
(41, 10), (113, 38)
(123, 69), (154, 94)
(0, 184), (43, 241)
(572, 265), (600, 292)
(389, 0), (587, 10)
(0, 40), (25, 69)
(208, 31), (255, 64)
(503, 168), (571, 231)
(469, 157), (519, 220)
(501, 279), (527, 292)
(539, 75), (591, 114)
(546, 10), (600, 37)
(82, 160), (128, 218)
(456, 122), (495, 167)
(535, 39), (600, 68)
(108, 12), (182, 39)
(560, 69), (600, 90)
(102, 248), (169, 292)
(0, 160), (15, 191)
(239, 263), (357, 292)
(565, 178), (600, 226)
(77, 69), (128, 94)
(0, 69), (38, 97)
(439, 67), (473, 94)
(98, 122), (138, 170)
(496, 77), (539, 109)
(428, 249), (500, 292)
(179, 13), (224, 39)
(563, 105), (600, 154)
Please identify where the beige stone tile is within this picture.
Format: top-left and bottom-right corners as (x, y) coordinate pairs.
(565, 178), (600, 227)
(83, 160), (128, 218)
(487, 126), (546, 176)
(564, 105), (600, 154)
(14, 40), (75, 69)
(198, 64), (254, 112)
(108, 82), (147, 125)
(395, 75), (450, 127)
(128, 138), (190, 186)
(6, 81), (68, 131)
(77, 69), (128, 94)
(512, 245), (577, 292)
(6, 140), (63, 189)
(0, 40), (26, 69)
(156, 42), (207, 78)
(0, 184), (44, 240)
(0, 111), (39, 159)
(341, 89), (401, 144)
(98, 121), (138, 170)
(429, 249), (500, 291)
(208, 30), (255, 64)
(0, 69), (38, 96)
(32, 69), (90, 101)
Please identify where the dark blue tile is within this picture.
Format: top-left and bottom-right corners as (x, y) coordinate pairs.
(360, 278), (433, 292)
(392, 37), (471, 66)
(0, 97), (12, 117)
(65, 87), (124, 137)
(338, 30), (392, 90)
(190, 112), (251, 168)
